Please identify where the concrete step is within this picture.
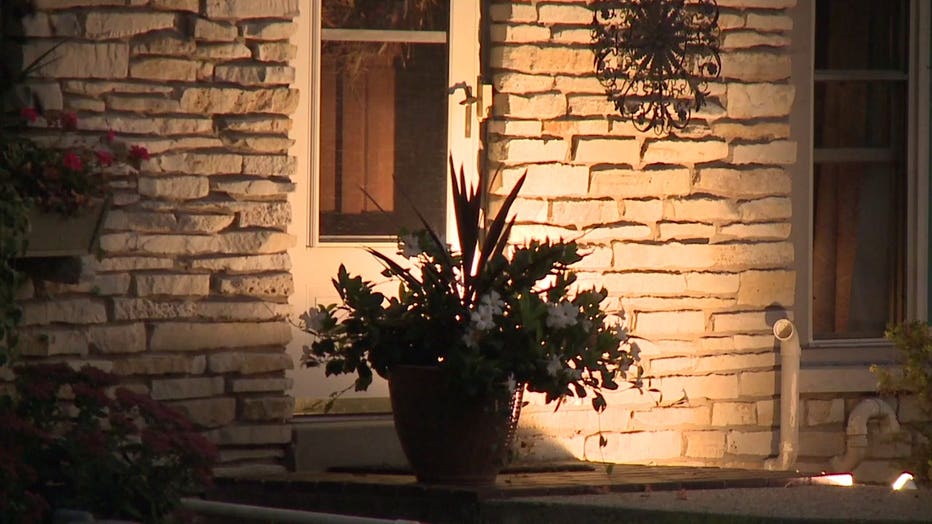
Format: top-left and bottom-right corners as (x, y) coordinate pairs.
(208, 465), (814, 524)
(291, 414), (408, 472)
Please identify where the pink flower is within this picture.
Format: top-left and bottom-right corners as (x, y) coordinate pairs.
(20, 107), (38, 122)
(106, 129), (116, 143)
(19, 379), (55, 402)
(61, 111), (78, 130)
(95, 150), (114, 167)
(62, 151), (83, 171)
(42, 165), (61, 180)
(129, 144), (150, 160)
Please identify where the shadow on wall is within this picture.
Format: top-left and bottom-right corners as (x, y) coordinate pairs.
(765, 303), (793, 337)
(514, 389), (684, 466)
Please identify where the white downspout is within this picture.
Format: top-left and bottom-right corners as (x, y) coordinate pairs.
(829, 397), (900, 473)
(764, 319), (801, 471)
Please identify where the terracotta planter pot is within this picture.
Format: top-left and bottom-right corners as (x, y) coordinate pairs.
(388, 365), (523, 486)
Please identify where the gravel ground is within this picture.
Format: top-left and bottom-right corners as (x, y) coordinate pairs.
(489, 485), (932, 523)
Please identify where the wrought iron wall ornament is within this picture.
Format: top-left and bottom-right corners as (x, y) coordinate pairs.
(591, 0), (722, 134)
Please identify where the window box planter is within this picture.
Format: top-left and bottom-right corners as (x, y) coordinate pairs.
(21, 196), (110, 258)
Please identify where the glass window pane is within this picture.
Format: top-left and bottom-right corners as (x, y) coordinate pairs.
(813, 81), (906, 148)
(812, 163), (905, 339)
(322, 1), (449, 30)
(812, 0), (909, 340)
(319, 41), (448, 239)
(814, 0), (908, 71)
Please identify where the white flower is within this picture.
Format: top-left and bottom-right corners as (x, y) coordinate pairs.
(479, 291), (505, 316)
(506, 374), (517, 393)
(468, 292), (504, 331)
(546, 356), (563, 377)
(546, 301), (579, 329)
(462, 329), (479, 348)
(300, 307), (330, 332)
(470, 305), (496, 331)
(398, 233), (422, 258)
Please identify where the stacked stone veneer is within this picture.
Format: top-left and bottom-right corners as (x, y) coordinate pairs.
(797, 393), (925, 483)
(14, 0), (299, 477)
(489, 0), (798, 468)
(12, 0), (917, 479)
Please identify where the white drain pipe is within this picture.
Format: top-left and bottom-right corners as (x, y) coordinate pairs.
(829, 397), (900, 473)
(764, 319), (801, 471)
(181, 498), (422, 524)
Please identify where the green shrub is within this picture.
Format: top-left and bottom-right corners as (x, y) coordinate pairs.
(872, 321), (932, 480)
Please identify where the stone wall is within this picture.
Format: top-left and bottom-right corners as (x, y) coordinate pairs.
(14, 0), (299, 477)
(11, 0), (920, 480)
(798, 393), (923, 484)
(490, 0), (799, 468)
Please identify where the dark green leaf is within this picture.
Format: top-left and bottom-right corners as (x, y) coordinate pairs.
(592, 393), (607, 412)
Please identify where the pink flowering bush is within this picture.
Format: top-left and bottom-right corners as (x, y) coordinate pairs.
(3, 107), (149, 216)
(0, 363), (216, 524)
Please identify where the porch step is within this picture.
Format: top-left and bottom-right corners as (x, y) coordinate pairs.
(290, 414), (408, 471)
(208, 464), (812, 524)
(290, 414), (576, 473)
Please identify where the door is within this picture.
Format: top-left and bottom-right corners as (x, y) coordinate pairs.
(289, 0), (484, 412)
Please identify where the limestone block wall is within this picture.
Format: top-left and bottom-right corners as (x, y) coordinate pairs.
(798, 394), (922, 484)
(13, 0), (299, 477)
(490, 0), (799, 468)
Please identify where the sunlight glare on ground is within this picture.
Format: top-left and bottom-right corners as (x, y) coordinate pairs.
(812, 473), (854, 487)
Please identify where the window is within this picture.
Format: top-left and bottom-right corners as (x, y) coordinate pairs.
(315, 2), (451, 241)
(811, 0), (909, 339)
(802, 0), (929, 343)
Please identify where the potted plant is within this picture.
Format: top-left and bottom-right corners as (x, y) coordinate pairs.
(0, 105), (149, 363)
(0, 106), (149, 368)
(1, 1), (148, 260)
(1, 107), (149, 258)
(301, 160), (644, 485)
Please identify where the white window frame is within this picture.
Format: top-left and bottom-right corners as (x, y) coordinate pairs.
(298, 1), (481, 250)
(791, 0), (930, 361)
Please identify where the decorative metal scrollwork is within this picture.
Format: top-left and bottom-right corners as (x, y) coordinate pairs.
(591, 0), (722, 134)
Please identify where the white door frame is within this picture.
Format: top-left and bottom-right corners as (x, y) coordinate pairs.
(288, 0), (483, 410)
